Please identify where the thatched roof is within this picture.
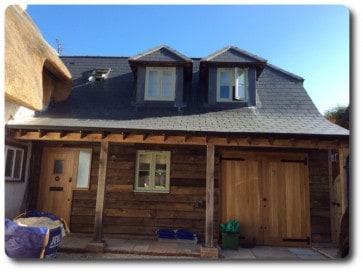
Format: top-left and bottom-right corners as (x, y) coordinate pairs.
(5, 5), (72, 111)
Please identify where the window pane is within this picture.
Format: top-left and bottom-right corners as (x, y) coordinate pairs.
(219, 71), (231, 99)
(138, 154), (152, 188)
(147, 70), (159, 97)
(154, 154), (167, 188)
(13, 150), (23, 179)
(236, 72), (246, 100)
(5, 149), (14, 177)
(76, 150), (92, 188)
(53, 160), (64, 174)
(161, 70), (173, 97)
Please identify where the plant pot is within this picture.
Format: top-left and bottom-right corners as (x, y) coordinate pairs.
(221, 232), (239, 250)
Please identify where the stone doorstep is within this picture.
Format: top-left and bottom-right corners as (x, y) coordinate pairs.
(200, 246), (220, 259)
(85, 240), (106, 253)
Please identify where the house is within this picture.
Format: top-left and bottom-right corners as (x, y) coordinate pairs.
(5, 44), (349, 257)
(4, 5), (72, 218)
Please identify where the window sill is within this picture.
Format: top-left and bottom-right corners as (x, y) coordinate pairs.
(133, 189), (170, 194)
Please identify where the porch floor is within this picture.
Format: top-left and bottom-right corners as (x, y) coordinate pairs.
(56, 233), (339, 260)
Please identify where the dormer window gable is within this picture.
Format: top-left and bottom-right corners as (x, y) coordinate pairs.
(128, 45), (192, 107)
(200, 46), (267, 107)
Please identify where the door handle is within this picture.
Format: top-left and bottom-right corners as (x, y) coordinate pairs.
(69, 177), (72, 183)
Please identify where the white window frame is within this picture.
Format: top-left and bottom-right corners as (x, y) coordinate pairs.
(216, 68), (248, 102)
(134, 150), (171, 193)
(145, 67), (176, 101)
(5, 145), (25, 181)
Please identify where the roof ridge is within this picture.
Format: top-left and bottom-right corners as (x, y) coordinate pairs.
(128, 45), (192, 62)
(201, 45), (267, 63)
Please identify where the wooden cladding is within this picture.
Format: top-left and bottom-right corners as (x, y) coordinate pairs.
(70, 144), (219, 241)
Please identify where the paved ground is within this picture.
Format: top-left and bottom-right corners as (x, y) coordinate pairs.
(53, 234), (339, 260)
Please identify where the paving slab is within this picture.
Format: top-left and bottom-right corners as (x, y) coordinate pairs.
(221, 248), (256, 259)
(252, 246), (297, 259)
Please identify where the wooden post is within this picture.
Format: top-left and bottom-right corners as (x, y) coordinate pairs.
(339, 147), (349, 213)
(205, 143), (215, 248)
(327, 149), (336, 243)
(93, 141), (109, 242)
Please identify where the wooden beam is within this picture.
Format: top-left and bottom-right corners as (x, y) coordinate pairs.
(339, 147), (349, 213)
(38, 130), (46, 138)
(93, 141), (109, 242)
(10, 130), (349, 149)
(268, 137), (274, 145)
(327, 149), (337, 243)
(205, 143), (215, 248)
(59, 131), (67, 138)
(101, 131), (109, 139)
(121, 132), (128, 140)
(290, 138), (296, 146)
(80, 131), (87, 139)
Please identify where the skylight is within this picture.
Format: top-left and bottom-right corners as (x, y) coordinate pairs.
(88, 68), (111, 82)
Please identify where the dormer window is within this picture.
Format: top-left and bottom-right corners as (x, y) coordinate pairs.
(145, 67), (176, 101)
(217, 68), (247, 102)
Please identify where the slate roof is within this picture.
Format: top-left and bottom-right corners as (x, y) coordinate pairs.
(6, 46), (349, 138)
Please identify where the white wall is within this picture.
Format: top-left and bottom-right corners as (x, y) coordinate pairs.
(4, 142), (32, 219)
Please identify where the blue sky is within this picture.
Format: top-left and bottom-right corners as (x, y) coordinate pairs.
(23, 4), (350, 114)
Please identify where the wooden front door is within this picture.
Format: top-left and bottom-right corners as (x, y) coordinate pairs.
(37, 148), (78, 226)
(221, 151), (311, 247)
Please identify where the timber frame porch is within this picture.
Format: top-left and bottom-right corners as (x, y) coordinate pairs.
(6, 127), (349, 258)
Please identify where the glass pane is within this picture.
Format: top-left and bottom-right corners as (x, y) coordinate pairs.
(154, 154), (167, 188)
(161, 70), (173, 97)
(13, 150), (23, 179)
(147, 70), (159, 97)
(236, 72), (246, 100)
(53, 160), (64, 174)
(138, 154), (151, 188)
(219, 71), (231, 99)
(76, 150), (92, 188)
(5, 149), (14, 177)
(220, 86), (230, 99)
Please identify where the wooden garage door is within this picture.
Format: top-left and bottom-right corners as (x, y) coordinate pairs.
(221, 157), (264, 243)
(221, 152), (311, 247)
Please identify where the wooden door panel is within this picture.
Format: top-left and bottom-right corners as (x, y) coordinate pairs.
(221, 151), (310, 247)
(38, 148), (78, 225)
(221, 159), (263, 243)
(264, 160), (310, 246)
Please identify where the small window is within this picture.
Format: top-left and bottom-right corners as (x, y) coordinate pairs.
(135, 151), (171, 193)
(145, 67), (176, 101)
(5, 145), (25, 182)
(217, 68), (248, 102)
(88, 68), (111, 82)
(75, 149), (92, 189)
